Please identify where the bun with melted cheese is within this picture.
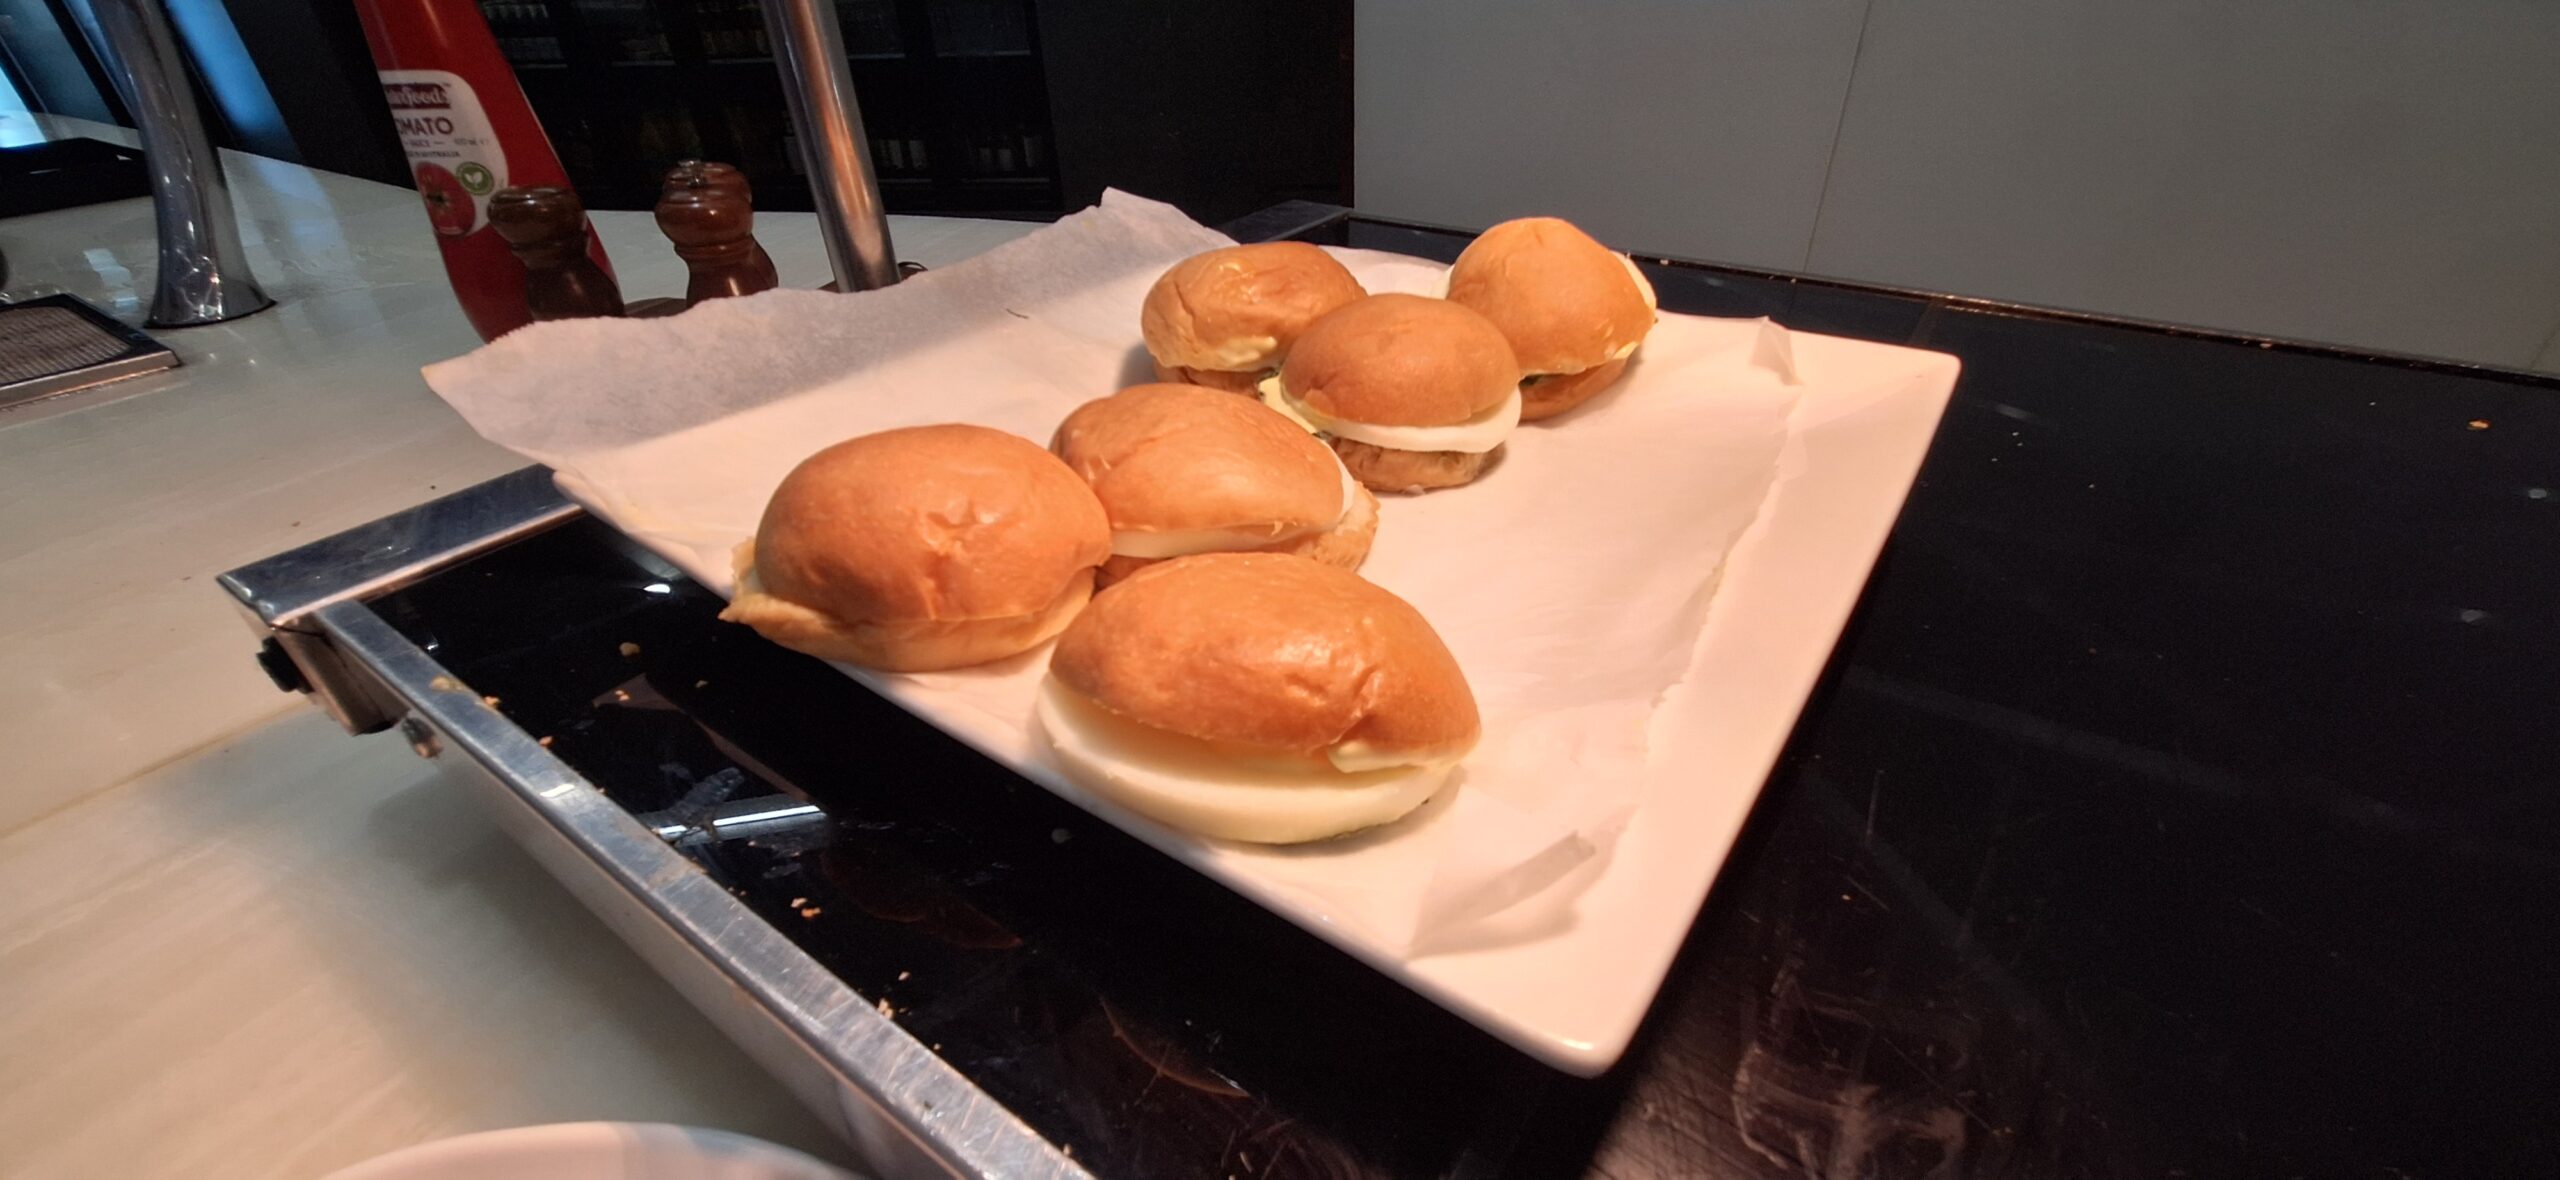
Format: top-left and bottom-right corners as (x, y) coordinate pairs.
(1260, 294), (1523, 493)
(1446, 217), (1656, 421)
(1052, 382), (1378, 585)
(723, 424), (1110, 671)
(1038, 553), (1479, 843)
(1142, 243), (1367, 392)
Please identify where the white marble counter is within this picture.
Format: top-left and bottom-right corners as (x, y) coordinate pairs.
(0, 116), (1039, 1177)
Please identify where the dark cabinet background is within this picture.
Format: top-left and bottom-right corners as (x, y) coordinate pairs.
(473, 0), (1064, 215)
(1037, 4), (1353, 223)
(226, 0), (1351, 226)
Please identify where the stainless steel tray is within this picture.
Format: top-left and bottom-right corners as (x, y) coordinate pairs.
(221, 464), (1081, 1180)
(218, 201), (1396, 1179)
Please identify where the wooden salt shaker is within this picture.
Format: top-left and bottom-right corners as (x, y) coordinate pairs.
(656, 160), (779, 306)
(487, 186), (625, 322)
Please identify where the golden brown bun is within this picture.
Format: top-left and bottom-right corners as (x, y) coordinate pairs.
(1281, 294), (1519, 427)
(1447, 217), (1654, 375)
(1519, 356), (1630, 422)
(1141, 243), (1366, 372)
(1052, 553), (1479, 760)
(1331, 437), (1490, 493)
(1149, 361), (1264, 394)
(724, 424), (1109, 670)
(1052, 383), (1344, 536)
(1095, 482), (1377, 586)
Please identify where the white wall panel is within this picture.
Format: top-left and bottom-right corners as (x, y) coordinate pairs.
(2531, 320), (2560, 375)
(1354, 0), (1870, 273)
(1356, 2), (2560, 370)
(1808, 1), (2560, 367)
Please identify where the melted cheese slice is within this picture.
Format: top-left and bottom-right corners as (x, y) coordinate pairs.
(1259, 376), (1520, 455)
(1111, 522), (1298, 560)
(1172, 334), (1280, 371)
(1035, 680), (1454, 844)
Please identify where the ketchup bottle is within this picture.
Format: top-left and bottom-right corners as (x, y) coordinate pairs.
(353, 0), (616, 341)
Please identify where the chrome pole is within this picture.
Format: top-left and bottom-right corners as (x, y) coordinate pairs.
(78, 0), (274, 327)
(758, 0), (900, 292)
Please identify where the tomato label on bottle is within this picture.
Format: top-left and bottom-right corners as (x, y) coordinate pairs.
(380, 68), (507, 237)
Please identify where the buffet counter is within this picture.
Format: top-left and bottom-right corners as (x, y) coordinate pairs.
(0, 115), (1031, 1178)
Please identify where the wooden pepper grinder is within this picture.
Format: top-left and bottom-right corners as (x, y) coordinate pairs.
(656, 160), (779, 306)
(487, 186), (625, 321)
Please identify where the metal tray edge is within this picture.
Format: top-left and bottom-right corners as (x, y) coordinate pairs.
(218, 465), (581, 631)
(311, 599), (1090, 1180)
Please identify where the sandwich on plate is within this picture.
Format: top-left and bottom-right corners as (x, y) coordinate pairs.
(1445, 216), (1656, 422)
(724, 423), (1110, 671)
(1141, 242), (1367, 393)
(1037, 553), (1479, 844)
(1260, 293), (1523, 493)
(1052, 382), (1378, 586)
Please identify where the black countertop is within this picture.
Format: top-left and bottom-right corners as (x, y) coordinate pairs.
(377, 214), (2560, 1178)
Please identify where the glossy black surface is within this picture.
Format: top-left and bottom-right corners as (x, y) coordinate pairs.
(377, 522), (1571, 1177)
(0, 137), (150, 218)
(378, 216), (2560, 1177)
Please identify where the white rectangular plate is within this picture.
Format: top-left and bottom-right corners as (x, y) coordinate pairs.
(1409, 331), (1959, 1072)
(1013, 324), (1957, 1074)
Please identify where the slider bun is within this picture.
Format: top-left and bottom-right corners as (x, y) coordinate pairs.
(1052, 553), (1480, 763)
(1281, 294), (1519, 427)
(1331, 437), (1488, 493)
(1520, 356), (1629, 422)
(1142, 242), (1367, 373)
(1148, 361), (1265, 394)
(1053, 383), (1345, 538)
(722, 424), (1109, 671)
(1095, 481), (1377, 586)
(1447, 217), (1655, 377)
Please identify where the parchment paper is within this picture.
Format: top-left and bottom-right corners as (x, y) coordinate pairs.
(423, 192), (1799, 954)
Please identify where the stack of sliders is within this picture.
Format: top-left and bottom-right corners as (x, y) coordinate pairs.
(719, 215), (1656, 844)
